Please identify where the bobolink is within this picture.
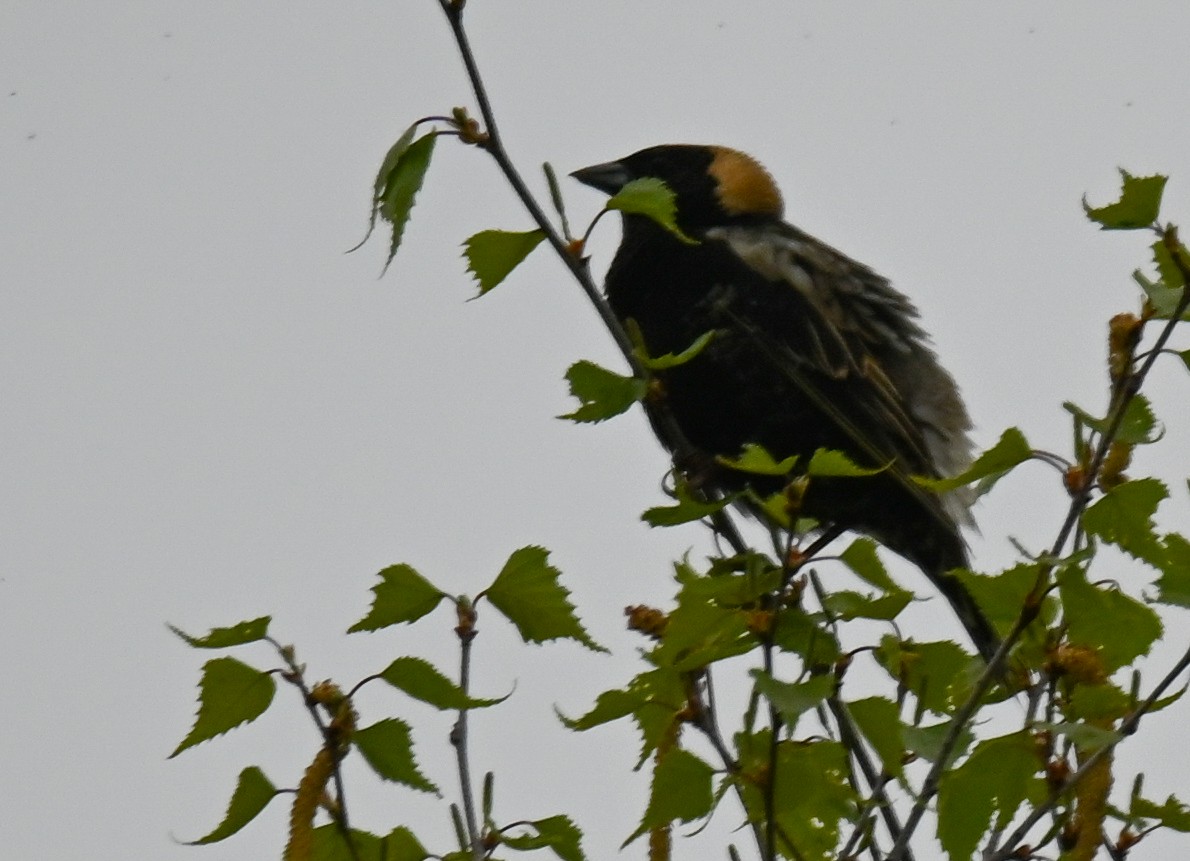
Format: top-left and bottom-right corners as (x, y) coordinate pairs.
(572, 144), (998, 662)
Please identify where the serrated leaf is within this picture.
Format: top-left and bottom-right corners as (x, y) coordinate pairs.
(349, 564), (446, 633)
(877, 637), (977, 715)
(483, 546), (605, 651)
(1039, 720), (1122, 753)
(309, 825), (384, 861)
(626, 748), (715, 845)
(1067, 683), (1131, 722)
(955, 562), (1050, 637)
(1133, 795), (1190, 831)
(733, 737), (854, 861)
(463, 229), (546, 295)
(353, 719), (439, 794)
(1083, 170), (1166, 229)
(556, 687), (639, 731)
(642, 480), (732, 526)
(642, 330), (716, 370)
(607, 178), (697, 244)
(360, 131), (437, 273)
(350, 123), (418, 253)
(1057, 567), (1162, 670)
(751, 672), (833, 728)
(1156, 533), (1190, 607)
(807, 448), (884, 477)
(1063, 396), (1161, 445)
(378, 656), (506, 710)
(838, 538), (899, 592)
(502, 815), (587, 861)
(170, 617), (271, 649)
(1152, 237), (1188, 289)
(1083, 478), (1168, 568)
(171, 657), (276, 757)
(902, 719), (973, 765)
(383, 827), (429, 861)
(937, 732), (1042, 861)
(1134, 269), (1188, 319)
(848, 696), (906, 779)
(717, 443), (798, 476)
(821, 589), (913, 621)
(187, 766), (278, 844)
(559, 360), (646, 423)
(918, 427), (1032, 494)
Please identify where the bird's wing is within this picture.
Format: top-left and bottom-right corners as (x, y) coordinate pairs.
(707, 223), (941, 478)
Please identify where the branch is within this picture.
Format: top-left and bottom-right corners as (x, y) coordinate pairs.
(449, 599), (484, 861)
(269, 637), (360, 861)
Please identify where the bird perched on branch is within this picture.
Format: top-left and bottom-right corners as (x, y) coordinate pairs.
(572, 144), (998, 662)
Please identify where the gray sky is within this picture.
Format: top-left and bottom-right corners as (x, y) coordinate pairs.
(3, 2), (1189, 859)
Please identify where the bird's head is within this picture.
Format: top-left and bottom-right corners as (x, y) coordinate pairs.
(571, 144), (785, 231)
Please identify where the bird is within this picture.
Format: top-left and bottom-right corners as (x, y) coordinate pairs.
(571, 144), (999, 663)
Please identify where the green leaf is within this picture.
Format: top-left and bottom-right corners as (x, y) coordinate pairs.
(556, 687), (639, 731)
(1066, 682), (1131, 722)
(902, 719), (973, 765)
(1083, 169), (1166, 230)
(1177, 348), (1190, 374)
(1134, 269), (1188, 319)
(717, 443), (798, 476)
(955, 562), (1050, 637)
(807, 447), (884, 477)
(1083, 477), (1168, 568)
(877, 637), (977, 715)
(917, 427), (1032, 494)
(349, 564), (446, 633)
(383, 827), (429, 861)
(937, 732), (1042, 861)
(559, 360), (646, 423)
(357, 130), (437, 273)
(171, 657), (275, 757)
(351, 123), (417, 253)
(1057, 567), (1162, 670)
(733, 737), (855, 861)
(838, 538), (899, 592)
(642, 480), (732, 526)
(1153, 236), (1188, 288)
(607, 178), (697, 244)
(169, 617), (270, 649)
(848, 696), (906, 779)
(310, 825), (384, 861)
(501, 815), (587, 861)
(642, 330), (716, 370)
(377, 656), (507, 710)
(1064, 395), (1161, 445)
(187, 766), (278, 844)
(771, 606), (841, 667)
(483, 546), (605, 651)
(821, 589), (913, 621)
(1038, 720), (1121, 753)
(1133, 795), (1190, 831)
(353, 719), (439, 794)
(751, 672), (833, 728)
(626, 749), (714, 844)
(1156, 533), (1190, 607)
(463, 229), (547, 295)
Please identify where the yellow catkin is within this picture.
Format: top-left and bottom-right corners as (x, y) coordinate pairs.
(1066, 719), (1114, 861)
(648, 712), (683, 861)
(284, 747), (336, 861)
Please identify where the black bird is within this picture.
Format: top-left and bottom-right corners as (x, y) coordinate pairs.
(572, 144), (998, 662)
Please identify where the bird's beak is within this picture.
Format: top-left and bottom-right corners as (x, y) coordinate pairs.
(570, 160), (632, 196)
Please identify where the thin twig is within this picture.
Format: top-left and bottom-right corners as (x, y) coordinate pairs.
(268, 637), (360, 861)
(450, 601), (484, 861)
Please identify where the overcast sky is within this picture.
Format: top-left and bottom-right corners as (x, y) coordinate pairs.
(3, 3), (1189, 859)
